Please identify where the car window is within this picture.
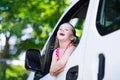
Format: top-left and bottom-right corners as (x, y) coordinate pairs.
(41, 0), (90, 75)
(96, 0), (120, 35)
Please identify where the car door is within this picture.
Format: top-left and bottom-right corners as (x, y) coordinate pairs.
(54, 0), (91, 80)
(40, 0), (90, 80)
(82, 0), (120, 80)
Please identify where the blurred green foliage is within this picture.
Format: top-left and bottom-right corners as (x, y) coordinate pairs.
(0, 0), (71, 79)
(6, 64), (29, 80)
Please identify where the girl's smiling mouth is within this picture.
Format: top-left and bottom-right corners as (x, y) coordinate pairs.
(59, 33), (65, 36)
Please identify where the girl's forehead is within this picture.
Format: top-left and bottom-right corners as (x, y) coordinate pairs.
(59, 24), (73, 29)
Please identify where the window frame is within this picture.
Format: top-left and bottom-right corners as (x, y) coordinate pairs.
(96, 0), (120, 36)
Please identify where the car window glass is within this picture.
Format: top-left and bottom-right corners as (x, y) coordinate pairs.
(96, 0), (120, 35)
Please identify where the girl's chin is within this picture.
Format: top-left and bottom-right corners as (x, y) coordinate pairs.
(57, 36), (64, 39)
(58, 38), (66, 41)
(57, 36), (69, 41)
(58, 38), (69, 42)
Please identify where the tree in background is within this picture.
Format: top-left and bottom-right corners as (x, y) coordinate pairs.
(0, 0), (71, 79)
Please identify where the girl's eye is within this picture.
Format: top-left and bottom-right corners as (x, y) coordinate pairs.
(65, 29), (68, 31)
(58, 28), (69, 31)
(59, 28), (62, 30)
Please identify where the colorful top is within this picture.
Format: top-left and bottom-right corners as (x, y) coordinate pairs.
(56, 48), (60, 60)
(55, 42), (73, 60)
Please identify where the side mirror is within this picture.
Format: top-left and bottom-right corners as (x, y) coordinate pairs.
(25, 49), (41, 72)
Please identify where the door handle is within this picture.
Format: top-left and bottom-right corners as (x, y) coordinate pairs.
(66, 65), (79, 80)
(98, 54), (105, 80)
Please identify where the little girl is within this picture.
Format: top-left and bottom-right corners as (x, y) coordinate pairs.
(50, 22), (78, 77)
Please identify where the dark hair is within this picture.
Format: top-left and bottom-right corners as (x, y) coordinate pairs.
(69, 23), (79, 46)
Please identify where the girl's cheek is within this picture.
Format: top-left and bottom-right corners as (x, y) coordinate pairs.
(57, 31), (59, 34)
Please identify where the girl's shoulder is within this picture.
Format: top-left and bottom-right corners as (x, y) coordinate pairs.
(65, 45), (76, 54)
(69, 45), (76, 50)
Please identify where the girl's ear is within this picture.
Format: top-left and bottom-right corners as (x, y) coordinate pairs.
(70, 36), (75, 41)
(71, 36), (78, 44)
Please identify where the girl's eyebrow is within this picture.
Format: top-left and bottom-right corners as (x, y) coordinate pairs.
(59, 27), (72, 30)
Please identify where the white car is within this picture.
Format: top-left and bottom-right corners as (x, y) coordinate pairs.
(25, 0), (120, 80)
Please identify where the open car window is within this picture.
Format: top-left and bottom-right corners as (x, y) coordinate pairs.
(40, 0), (90, 75)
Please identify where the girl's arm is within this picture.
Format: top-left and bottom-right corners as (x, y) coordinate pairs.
(50, 46), (75, 76)
(49, 50), (57, 76)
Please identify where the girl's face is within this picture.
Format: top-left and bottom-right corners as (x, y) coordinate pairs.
(57, 23), (74, 42)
